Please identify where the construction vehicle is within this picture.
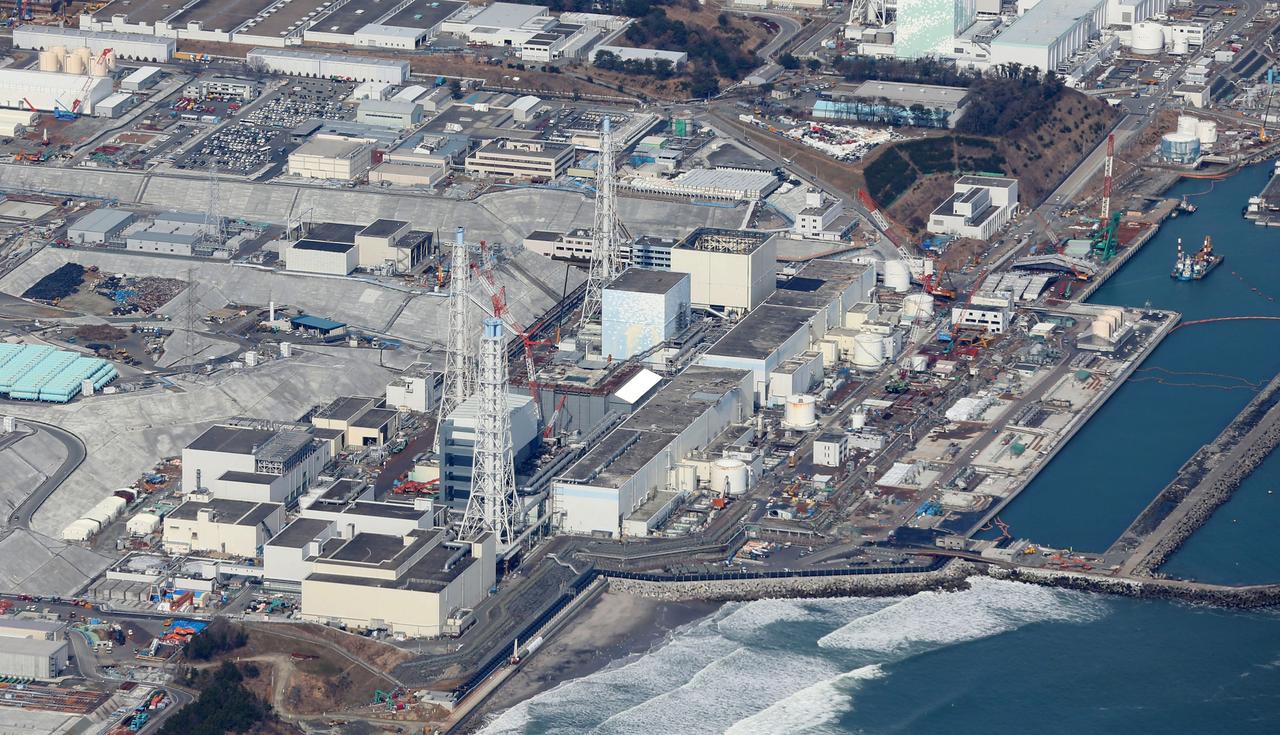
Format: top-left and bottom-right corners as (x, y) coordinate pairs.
(921, 263), (956, 299)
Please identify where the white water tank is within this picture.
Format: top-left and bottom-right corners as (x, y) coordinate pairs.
(50, 45), (67, 59)
(64, 54), (85, 75)
(279, 341), (292, 358)
(910, 354), (929, 372)
(1131, 22), (1164, 54)
(710, 458), (750, 497)
(127, 512), (161, 536)
(90, 57), (109, 77)
(850, 408), (866, 430)
(74, 46), (92, 66)
(1197, 119), (1218, 148)
(851, 332), (885, 369)
(883, 260), (911, 292)
(38, 50), (61, 72)
(902, 293), (934, 320)
(1171, 34), (1189, 55)
(1177, 115), (1199, 136)
(244, 350), (258, 367)
(783, 394), (818, 430)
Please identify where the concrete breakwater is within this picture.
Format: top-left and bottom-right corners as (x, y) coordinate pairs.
(606, 562), (979, 602)
(1112, 372), (1280, 576)
(989, 567), (1280, 609)
(607, 562), (1280, 609)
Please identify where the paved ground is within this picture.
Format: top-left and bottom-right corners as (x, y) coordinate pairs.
(2, 347), (396, 539)
(0, 425), (66, 518)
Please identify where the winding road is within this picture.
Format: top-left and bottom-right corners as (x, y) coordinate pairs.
(6, 418), (86, 531)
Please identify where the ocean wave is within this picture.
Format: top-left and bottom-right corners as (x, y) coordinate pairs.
(715, 596), (895, 637)
(722, 664), (884, 735)
(817, 577), (1107, 654)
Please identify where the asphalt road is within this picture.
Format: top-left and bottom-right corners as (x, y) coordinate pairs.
(6, 418), (86, 531)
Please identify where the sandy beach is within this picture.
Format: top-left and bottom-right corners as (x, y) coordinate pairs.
(463, 588), (721, 732)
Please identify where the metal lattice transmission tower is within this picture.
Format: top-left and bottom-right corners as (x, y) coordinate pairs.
(204, 162), (226, 247)
(579, 116), (628, 329)
(435, 227), (478, 447)
(459, 317), (521, 547)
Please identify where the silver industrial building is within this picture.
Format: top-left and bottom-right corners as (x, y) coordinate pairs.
(0, 637), (69, 679)
(13, 25), (175, 61)
(246, 48), (409, 84)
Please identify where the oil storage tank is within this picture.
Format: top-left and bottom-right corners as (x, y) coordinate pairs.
(1160, 132), (1200, 164)
(851, 332), (885, 369)
(710, 458), (750, 497)
(1130, 22), (1164, 54)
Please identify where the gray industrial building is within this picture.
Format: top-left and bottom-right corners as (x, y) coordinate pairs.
(439, 393), (539, 501)
(0, 637), (69, 679)
(356, 99), (423, 129)
(68, 208), (136, 244)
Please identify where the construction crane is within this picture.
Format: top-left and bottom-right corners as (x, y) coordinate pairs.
(921, 262), (956, 299)
(469, 243), (548, 422)
(542, 395), (568, 439)
(1099, 133), (1114, 225)
(857, 188), (932, 281)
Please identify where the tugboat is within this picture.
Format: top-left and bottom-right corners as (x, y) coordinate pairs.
(1171, 236), (1222, 281)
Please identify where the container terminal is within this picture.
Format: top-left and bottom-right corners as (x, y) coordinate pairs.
(0, 0), (1278, 732)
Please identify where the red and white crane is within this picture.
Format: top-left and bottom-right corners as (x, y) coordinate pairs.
(1099, 133), (1115, 224)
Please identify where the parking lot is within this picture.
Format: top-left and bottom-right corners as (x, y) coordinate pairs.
(175, 78), (356, 177)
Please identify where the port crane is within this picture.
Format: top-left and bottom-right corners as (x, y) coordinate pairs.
(1091, 133), (1120, 262)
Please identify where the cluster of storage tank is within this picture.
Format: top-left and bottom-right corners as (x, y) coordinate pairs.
(1161, 115), (1216, 164)
(61, 489), (133, 541)
(1130, 22), (1191, 55)
(37, 46), (117, 77)
(1090, 308), (1125, 341)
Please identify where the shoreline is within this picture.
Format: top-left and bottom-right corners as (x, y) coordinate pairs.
(459, 590), (721, 733)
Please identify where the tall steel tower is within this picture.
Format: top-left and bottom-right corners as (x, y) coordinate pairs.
(579, 116), (626, 329)
(436, 227), (478, 446)
(460, 317), (521, 547)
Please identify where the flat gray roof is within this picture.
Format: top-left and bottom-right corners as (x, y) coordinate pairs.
(360, 218), (409, 238)
(308, 222), (363, 243)
(851, 80), (969, 108)
(351, 407), (398, 429)
(705, 305), (814, 361)
(218, 470), (279, 485)
(991, 0), (1102, 48)
(315, 395), (378, 422)
(308, 543), (473, 592)
(382, 0), (465, 29)
(293, 239), (355, 253)
(188, 425), (276, 455)
(71, 208), (135, 234)
(343, 501), (424, 520)
(766, 259), (870, 311)
(268, 518), (332, 549)
(957, 175), (1017, 188)
(606, 268), (689, 295)
(169, 498), (278, 526)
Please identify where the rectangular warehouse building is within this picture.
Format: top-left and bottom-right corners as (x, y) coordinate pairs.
(14, 25), (175, 61)
(0, 68), (113, 116)
(988, 0), (1107, 73)
(288, 135), (375, 181)
(0, 638), (69, 679)
(551, 365), (752, 537)
(247, 48), (409, 84)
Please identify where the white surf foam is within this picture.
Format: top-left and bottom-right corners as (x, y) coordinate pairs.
(716, 596), (895, 637)
(722, 664), (884, 735)
(817, 577), (1106, 653)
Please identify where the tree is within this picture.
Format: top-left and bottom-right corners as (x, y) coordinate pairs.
(690, 65), (720, 99)
(779, 52), (800, 70)
(448, 79), (463, 99)
(718, 12), (730, 28)
(806, 58), (822, 73)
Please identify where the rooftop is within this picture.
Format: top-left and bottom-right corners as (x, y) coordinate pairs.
(268, 518), (333, 549)
(466, 2), (547, 30)
(991, 0), (1103, 47)
(957, 175), (1017, 189)
(360, 218), (409, 238)
(705, 305), (815, 361)
(292, 136), (372, 159)
(217, 470), (280, 485)
(0, 618), (65, 632)
(381, 0), (465, 29)
(850, 80), (969, 107)
(169, 498), (279, 527)
(351, 407), (398, 429)
(343, 501), (427, 520)
(187, 425), (276, 455)
(71, 208), (135, 234)
(316, 478), (368, 504)
(0, 637), (65, 656)
(315, 396), (378, 423)
(766, 259), (871, 311)
(605, 268), (689, 295)
(678, 227), (772, 254)
(308, 542), (473, 592)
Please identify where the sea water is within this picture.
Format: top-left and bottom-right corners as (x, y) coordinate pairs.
(478, 164), (1280, 732)
(478, 579), (1280, 734)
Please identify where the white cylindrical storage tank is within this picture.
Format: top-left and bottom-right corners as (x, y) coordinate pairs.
(1177, 115), (1198, 136)
(710, 458), (750, 497)
(38, 50), (61, 72)
(74, 46), (92, 64)
(244, 350), (258, 367)
(50, 45), (67, 59)
(279, 341), (292, 358)
(1196, 120), (1217, 148)
(90, 57), (109, 77)
(783, 394), (818, 430)
(910, 354), (929, 372)
(1160, 132), (1200, 164)
(850, 408), (866, 430)
(851, 332), (886, 369)
(1171, 34), (1189, 55)
(1130, 22), (1164, 54)
(902, 293), (934, 320)
(883, 260), (911, 292)
(127, 512), (161, 536)
(64, 54), (85, 75)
